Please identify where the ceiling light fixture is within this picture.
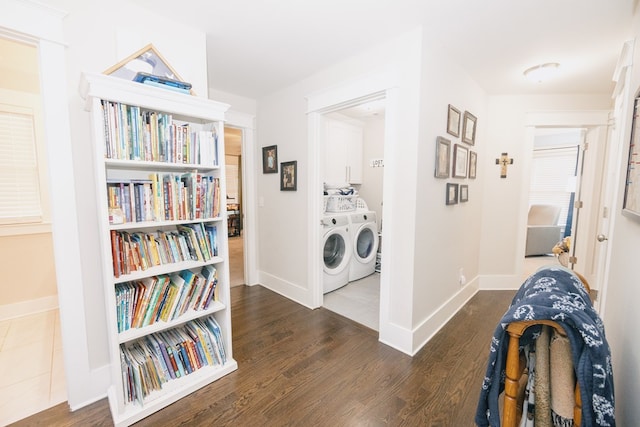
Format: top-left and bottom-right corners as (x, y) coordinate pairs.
(523, 62), (560, 83)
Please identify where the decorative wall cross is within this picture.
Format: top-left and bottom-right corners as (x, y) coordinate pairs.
(495, 152), (514, 178)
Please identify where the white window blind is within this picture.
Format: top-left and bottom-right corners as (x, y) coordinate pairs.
(0, 107), (42, 224)
(529, 146), (579, 229)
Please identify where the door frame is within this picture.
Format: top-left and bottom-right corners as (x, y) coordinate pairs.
(225, 110), (258, 286)
(524, 111), (611, 308)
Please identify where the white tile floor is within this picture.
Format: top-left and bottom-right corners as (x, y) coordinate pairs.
(0, 309), (66, 426)
(323, 273), (380, 331)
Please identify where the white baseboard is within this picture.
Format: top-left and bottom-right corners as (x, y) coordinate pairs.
(0, 295), (59, 321)
(257, 271), (315, 309)
(410, 279), (479, 355)
(378, 320), (413, 355)
(67, 364), (110, 411)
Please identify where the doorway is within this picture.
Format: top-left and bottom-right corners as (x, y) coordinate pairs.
(521, 114), (611, 308)
(523, 128), (583, 277)
(0, 36), (66, 425)
(321, 98), (385, 331)
(225, 126), (245, 287)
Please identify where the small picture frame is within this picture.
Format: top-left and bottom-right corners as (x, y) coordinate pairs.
(280, 161), (297, 191)
(435, 136), (451, 178)
(447, 105), (461, 137)
(453, 144), (469, 178)
(262, 145), (278, 174)
(446, 183), (459, 205)
(459, 184), (469, 202)
(468, 151), (477, 179)
(462, 111), (477, 145)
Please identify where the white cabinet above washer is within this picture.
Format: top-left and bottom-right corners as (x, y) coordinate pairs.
(324, 118), (363, 185)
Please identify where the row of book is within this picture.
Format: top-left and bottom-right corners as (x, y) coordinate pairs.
(101, 100), (219, 165)
(115, 265), (218, 332)
(110, 224), (218, 278)
(107, 174), (221, 224)
(121, 315), (227, 406)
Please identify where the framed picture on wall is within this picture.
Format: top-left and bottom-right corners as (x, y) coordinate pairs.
(446, 183), (459, 205)
(623, 97), (640, 220)
(103, 44), (194, 94)
(462, 111), (477, 145)
(468, 151), (477, 179)
(435, 136), (451, 178)
(453, 144), (468, 178)
(447, 104), (461, 137)
(460, 184), (469, 202)
(281, 160), (297, 191)
(262, 145), (278, 173)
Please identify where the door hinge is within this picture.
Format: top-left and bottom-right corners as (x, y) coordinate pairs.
(576, 200), (584, 209)
(569, 256), (578, 264)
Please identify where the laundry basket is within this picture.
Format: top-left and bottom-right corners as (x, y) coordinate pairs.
(325, 195), (357, 212)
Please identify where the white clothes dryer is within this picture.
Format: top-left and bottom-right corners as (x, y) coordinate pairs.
(348, 211), (379, 281)
(322, 213), (352, 293)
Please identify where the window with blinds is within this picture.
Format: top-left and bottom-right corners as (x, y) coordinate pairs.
(529, 146), (579, 229)
(0, 105), (42, 224)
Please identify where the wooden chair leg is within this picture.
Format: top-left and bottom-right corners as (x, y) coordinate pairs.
(503, 330), (523, 427)
(574, 382), (582, 426)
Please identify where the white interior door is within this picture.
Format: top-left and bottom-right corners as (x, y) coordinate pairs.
(571, 125), (609, 295)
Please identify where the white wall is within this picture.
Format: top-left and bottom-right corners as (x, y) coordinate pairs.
(410, 33), (488, 349)
(359, 116), (385, 224)
(601, 12), (640, 423)
(480, 94), (611, 286)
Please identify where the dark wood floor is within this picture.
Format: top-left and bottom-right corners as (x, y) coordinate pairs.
(12, 285), (515, 426)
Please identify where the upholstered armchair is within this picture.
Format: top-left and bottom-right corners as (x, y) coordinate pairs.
(525, 204), (563, 256)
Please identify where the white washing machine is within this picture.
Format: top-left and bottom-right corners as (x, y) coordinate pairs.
(348, 211), (379, 281)
(322, 213), (352, 293)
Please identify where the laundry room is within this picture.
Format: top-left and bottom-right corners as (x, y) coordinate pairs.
(321, 98), (386, 330)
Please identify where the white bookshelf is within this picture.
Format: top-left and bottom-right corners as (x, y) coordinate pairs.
(80, 72), (237, 426)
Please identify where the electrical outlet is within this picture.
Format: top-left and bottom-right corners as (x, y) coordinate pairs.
(459, 268), (466, 286)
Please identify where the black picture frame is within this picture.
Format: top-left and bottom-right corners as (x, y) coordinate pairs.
(468, 151), (477, 179)
(460, 184), (469, 202)
(262, 145), (278, 173)
(435, 136), (451, 178)
(447, 104), (461, 137)
(462, 111), (477, 145)
(280, 160), (297, 191)
(446, 183), (459, 205)
(453, 144), (468, 178)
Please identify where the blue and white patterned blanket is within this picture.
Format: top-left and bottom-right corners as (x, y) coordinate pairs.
(475, 266), (615, 426)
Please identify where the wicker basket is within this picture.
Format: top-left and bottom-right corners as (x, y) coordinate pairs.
(325, 195), (357, 212)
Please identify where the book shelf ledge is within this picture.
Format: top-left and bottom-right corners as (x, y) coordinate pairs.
(117, 300), (226, 344)
(113, 257), (224, 284)
(109, 217), (223, 231)
(105, 158), (220, 172)
(108, 358), (238, 427)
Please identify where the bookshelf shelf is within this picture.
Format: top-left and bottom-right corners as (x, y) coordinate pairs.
(109, 217), (223, 231)
(80, 72), (237, 427)
(117, 300), (226, 344)
(105, 158), (220, 172)
(112, 257), (224, 284)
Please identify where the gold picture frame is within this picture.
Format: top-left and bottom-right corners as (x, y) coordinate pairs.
(103, 44), (194, 94)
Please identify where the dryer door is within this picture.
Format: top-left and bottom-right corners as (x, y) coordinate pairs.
(323, 228), (350, 274)
(353, 223), (379, 264)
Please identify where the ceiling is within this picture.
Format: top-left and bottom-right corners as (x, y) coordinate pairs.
(130, 0), (636, 100)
